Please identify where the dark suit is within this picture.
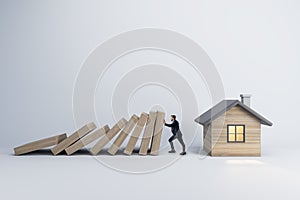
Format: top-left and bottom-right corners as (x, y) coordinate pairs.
(165, 120), (186, 152)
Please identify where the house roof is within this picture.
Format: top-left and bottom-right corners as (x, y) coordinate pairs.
(194, 100), (273, 126)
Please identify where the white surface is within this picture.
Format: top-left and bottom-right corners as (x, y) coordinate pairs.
(1, 147), (300, 200)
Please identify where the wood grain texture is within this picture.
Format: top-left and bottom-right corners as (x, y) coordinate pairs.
(209, 105), (262, 156)
(90, 118), (127, 155)
(203, 124), (211, 154)
(124, 112), (148, 155)
(139, 111), (157, 155)
(14, 133), (67, 155)
(108, 115), (139, 155)
(150, 111), (165, 156)
(51, 122), (96, 155)
(65, 125), (110, 155)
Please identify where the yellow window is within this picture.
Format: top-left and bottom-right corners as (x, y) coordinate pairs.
(236, 126), (244, 134)
(228, 125), (235, 134)
(236, 133), (244, 142)
(227, 125), (245, 143)
(228, 133), (236, 142)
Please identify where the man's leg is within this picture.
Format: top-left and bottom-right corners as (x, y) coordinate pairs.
(168, 135), (176, 153)
(176, 132), (186, 155)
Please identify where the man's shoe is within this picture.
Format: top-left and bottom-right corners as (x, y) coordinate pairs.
(168, 150), (176, 153)
(180, 151), (186, 155)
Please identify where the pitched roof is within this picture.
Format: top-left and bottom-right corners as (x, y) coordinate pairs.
(194, 100), (273, 126)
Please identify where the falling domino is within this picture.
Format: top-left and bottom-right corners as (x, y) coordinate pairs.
(14, 133), (67, 155)
(90, 118), (127, 155)
(65, 125), (110, 155)
(51, 122), (97, 155)
(108, 114), (139, 155)
(14, 111), (166, 157)
(150, 111), (165, 156)
(139, 111), (157, 155)
(124, 112), (148, 155)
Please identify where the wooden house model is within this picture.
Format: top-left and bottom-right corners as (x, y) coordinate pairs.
(194, 94), (272, 156)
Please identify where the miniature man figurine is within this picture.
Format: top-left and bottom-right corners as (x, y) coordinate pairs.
(164, 115), (186, 155)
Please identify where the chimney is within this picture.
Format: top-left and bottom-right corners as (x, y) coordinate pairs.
(240, 94), (251, 107)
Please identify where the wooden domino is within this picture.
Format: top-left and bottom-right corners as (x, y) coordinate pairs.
(14, 133), (67, 155)
(150, 111), (165, 155)
(124, 112), (148, 155)
(51, 122), (96, 155)
(108, 115), (139, 155)
(139, 111), (157, 155)
(90, 118), (127, 155)
(65, 125), (110, 155)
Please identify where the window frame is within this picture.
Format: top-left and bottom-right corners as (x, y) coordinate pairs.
(227, 124), (245, 143)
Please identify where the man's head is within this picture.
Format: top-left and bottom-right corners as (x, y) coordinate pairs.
(170, 115), (176, 121)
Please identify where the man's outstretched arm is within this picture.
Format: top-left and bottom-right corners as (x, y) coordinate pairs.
(164, 121), (175, 127)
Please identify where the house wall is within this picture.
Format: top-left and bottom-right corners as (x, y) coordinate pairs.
(210, 105), (261, 156)
(203, 124), (211, 155)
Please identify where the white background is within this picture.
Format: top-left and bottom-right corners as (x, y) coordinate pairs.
(1, 1), (299, 200)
